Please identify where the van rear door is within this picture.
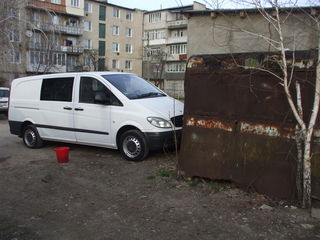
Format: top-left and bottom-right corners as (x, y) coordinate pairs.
(38, 77), (76, 142)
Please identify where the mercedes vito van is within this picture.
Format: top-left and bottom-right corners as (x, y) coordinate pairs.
(8, 72), (184, 161)
(0, 87), (9, 115)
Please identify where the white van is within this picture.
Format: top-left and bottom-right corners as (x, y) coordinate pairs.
(0, 87), (9, 115)
(8, 72), (183, 161)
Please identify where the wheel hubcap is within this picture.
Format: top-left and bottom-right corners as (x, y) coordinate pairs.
(123, 136), (141, 158)
(24, 129), (36, 147)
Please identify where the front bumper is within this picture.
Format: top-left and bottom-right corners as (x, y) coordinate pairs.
(144, 129), (181, 151)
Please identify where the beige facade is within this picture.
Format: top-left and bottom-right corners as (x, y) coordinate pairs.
(82, 0), (143, 76)
(142, 2), (206, 99)
(186, 9), (318, 56)
(66, 0), (85, 16)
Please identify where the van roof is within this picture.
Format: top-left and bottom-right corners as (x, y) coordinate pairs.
(12, 72), (134, 82)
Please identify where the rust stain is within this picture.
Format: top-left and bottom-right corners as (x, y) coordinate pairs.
(186, 117), (320, 140)
(186, 117), (233, 132)
(240, 122), (294, 139)
(187, 57), (204, 69)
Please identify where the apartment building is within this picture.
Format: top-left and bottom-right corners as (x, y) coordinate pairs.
(142, 2), (206, 99)
(0, 1), (28, 86)
(26, 0), (84, 73)
(82, 0), (144, 75)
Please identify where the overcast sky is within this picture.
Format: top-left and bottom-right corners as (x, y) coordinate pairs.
(108, 0), (209, 11)
(107, 0), (315, 11)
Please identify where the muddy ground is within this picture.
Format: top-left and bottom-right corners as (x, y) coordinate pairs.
(0, 115), (319, 240)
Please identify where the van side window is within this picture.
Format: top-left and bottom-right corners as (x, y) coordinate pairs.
(79, 77), (122, 106)
(41, 77), (74, 102)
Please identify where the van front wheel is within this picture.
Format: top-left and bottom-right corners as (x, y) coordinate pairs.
(119, 130), (149, 161)
(23, 125), (43, 148)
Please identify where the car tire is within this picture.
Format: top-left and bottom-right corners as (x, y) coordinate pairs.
(119, 130), (149, 161)
(23, 125), (43, 149)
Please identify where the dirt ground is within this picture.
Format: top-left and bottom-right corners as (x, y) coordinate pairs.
(0, 115), (319, 240)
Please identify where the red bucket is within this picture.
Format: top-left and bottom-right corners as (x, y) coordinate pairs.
(54, 147), (70, 163)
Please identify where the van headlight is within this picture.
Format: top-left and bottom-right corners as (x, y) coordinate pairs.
(147, 117), (172, 128)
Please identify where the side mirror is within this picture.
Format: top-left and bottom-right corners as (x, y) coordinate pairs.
(94, 91), (110, 105)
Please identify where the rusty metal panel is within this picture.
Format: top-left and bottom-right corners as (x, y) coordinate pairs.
(179, 51), (320, 200)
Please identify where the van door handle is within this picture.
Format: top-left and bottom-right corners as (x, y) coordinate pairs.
(63, 107), (72, 110)
(74, 108), (84, 111)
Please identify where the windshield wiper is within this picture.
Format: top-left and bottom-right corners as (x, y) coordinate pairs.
(136, 92), (165, 99)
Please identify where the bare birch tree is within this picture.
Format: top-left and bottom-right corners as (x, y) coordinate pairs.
(0, 0), (26, 84)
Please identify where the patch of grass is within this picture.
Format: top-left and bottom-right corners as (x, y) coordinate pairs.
(189, 180), (200, 187)
(147, 175), (156, 180)
(208, 180), (231, 192)
(156, 168), (174, 178)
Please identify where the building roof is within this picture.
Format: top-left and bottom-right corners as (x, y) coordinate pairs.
(90, 0), (143, 11)
(145, 5), (194, 14)
(182, 5), (320, 16)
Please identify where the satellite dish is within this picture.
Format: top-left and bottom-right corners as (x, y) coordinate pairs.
(25, 30), (33, 38)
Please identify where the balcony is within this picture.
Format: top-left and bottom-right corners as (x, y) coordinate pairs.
(28, 42), (84, 54)
(167, 20), (188, 29)
(29, 21), (83, 36)
(26, 0), (66, 14)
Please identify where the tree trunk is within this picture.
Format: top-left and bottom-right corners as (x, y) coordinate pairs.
(302, 133), (312, 208)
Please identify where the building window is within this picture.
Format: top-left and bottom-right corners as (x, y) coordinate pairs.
(112, 42), (119, 53)
(144, 30), (166, 40)
(9, 8), (20, 19)
(125, 28), (132, 38)
(99, 5), (106, 21)
(83, 39), (92, 49)
(51, 0), (61, 4)
(99, 41), (106, 56)
(71, 0), (79, 7)
(10, 51), (20, 64)
(99, 23), (106, 38)
(125, 44), (132, 54)
(9, 30), (20, 42)
(125, 60), (132, 70)
(126, 11), (133, 21)
(84, 1), (92, 13)
(83, 56), (92, 67)
(172, 30), (184, 38)
(149, 12), (161, 23)
(113, 8), (120, 18)
(167, 62), (186, 72)
(112, 26), (119, 35)
(84, 20), (92, 31)
(148, 48), (161, 57)
(51, 15), (59, 25)
(98, 58), (105, 71)
(30, 51), (66, 66)
(112, 59), (119, 69)
(169, 44), (187, 54)
(31, 12), (40, 23)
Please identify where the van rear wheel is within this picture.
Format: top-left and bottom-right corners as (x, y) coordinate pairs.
(119, 130), (149, 161)
(23, 125), (43, 148)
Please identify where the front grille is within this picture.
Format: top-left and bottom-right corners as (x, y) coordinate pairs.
(171, 115), (183, 128)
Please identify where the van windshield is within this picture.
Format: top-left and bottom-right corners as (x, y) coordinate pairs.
(0, 89), (9, 98)
(102, 74), (166, 100)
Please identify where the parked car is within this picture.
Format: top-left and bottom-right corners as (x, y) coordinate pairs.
(0, 87), (9, 116)
(8, 72), (184, 161)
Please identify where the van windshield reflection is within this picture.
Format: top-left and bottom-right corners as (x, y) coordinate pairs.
(102, 74), (166, 100)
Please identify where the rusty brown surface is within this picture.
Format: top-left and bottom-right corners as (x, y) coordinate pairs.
(179, 51), (320, 200)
